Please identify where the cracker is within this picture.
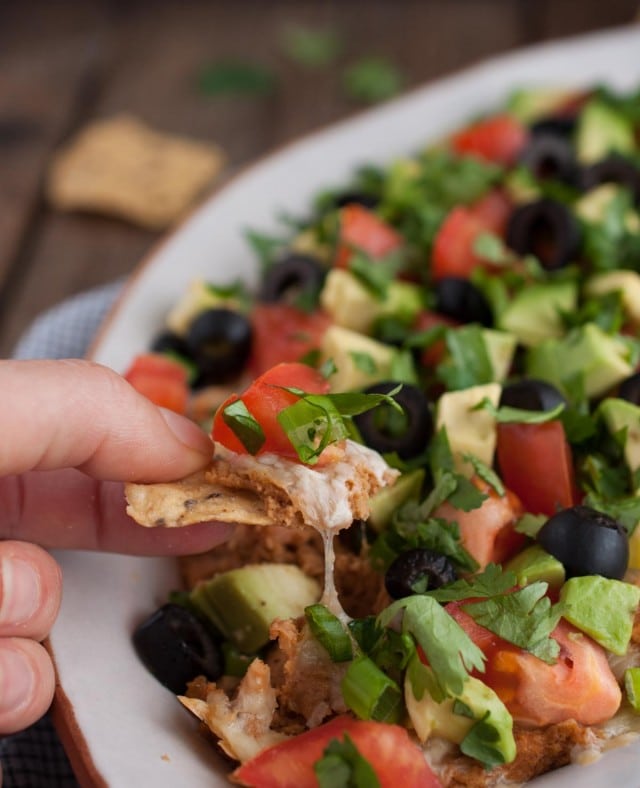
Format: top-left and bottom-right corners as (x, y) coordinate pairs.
(125, 472), (273, 528)
(47, 115), (225, 229)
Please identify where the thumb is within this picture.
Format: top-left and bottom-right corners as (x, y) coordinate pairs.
(0, 359), (212, 482)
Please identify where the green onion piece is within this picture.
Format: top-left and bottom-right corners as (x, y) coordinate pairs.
(341, 655), (403, 723)
(625, 667), (640, 711)
(221, 399), (265, 455)
(277, 395), (348, 464)
(222, 642), (254, 678)
(305, 604), (354, 662)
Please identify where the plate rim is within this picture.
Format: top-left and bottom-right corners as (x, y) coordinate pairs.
(52, 22), (640, 787)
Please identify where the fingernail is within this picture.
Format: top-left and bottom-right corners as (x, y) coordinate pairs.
(0, 558), (41, 627)
(0, 648), (34, 713)
(159, 409), (213, 456)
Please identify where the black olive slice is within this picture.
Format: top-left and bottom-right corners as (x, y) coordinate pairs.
(537, 505), (628, 580)
(186, 307), (252, 385)
(519, 134), (577, 185)
(132, 604), (223, 694)
(506, 199), (581, 270)
(150, 330), (191, 358)
(433, 277), (493, 327)
(618, 372), (640, 406)
(333, 191), (380, 210)
(259, 254), (327, 304)
(530, 115), (577, 139)
(385, 548), (457, 599)
(353, 382), (433, 460)
(500, 379), (566, 412)
(579, 155), (640, 205)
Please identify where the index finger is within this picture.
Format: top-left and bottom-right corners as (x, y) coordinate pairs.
(0, 359), (213, 482)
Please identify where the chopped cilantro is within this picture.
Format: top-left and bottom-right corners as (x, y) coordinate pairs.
(514, 512), (547, 538)
(462, 454), (505, 496)
(348, 250), (404, 299)
(350, 351), (378, 375)
(343, 57), (404, 104)
(379, 596), (485, 699)
(280, 25), (343, 68)
(197, 60), (277, 96)
(472, 232), (515, 265)
(460, 711), (511, 769)
(473, 396), (566, 425)
(428, 564), (517, 603)
(437, 326), (495, 391)
(462, 583), (564, 664)
(315, 734), (381, 788)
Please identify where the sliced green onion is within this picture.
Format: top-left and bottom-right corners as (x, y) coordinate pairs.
(341, 655), (403, 723)
(221, 399), (265, 454)
(305, 604), (353, 662)
(277, 395), (348, 464)
(625, 667), (640, 711)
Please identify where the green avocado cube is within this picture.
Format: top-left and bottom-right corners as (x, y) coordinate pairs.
(505, 544), (565, 590)
(559, 575), (640, 655)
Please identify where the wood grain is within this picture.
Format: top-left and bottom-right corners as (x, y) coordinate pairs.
(0, 0), (638, 357)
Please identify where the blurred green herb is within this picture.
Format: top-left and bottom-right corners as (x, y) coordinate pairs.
(343, 57), (404, 104)
(281, 24), (343, 67)
(198, 60), (277, 96)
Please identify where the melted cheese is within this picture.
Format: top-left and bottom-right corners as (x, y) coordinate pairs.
(214, 440), (397, 619)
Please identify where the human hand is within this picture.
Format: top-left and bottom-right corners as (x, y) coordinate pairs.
(0, 359), (229, 734)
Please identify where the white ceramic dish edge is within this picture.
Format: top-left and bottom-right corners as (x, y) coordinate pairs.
(51, 24), (640, 788)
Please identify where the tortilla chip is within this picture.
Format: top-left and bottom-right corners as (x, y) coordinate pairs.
(47, 115), (225, 229)
(125, 472), (272, 528)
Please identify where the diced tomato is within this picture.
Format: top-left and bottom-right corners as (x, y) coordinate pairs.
(334, 203), (403, 269)
(251, 304), (331, 377)
(446, 603), (621, 727)
(434, 477), (526, 569)
(123, 353), (189, 414)
(212, 362), (334, 462)
(233, 715), (442, 788)
(431, 189), (512, 281)
(413, 310), (459, 367)
(496, 421), (578, 517)
(450, 114), (529, 166)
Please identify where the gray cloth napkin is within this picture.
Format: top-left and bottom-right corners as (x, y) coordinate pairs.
(3, 280), (124, 786)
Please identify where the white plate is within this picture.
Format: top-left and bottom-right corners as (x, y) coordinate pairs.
(51, 25), (640, 787)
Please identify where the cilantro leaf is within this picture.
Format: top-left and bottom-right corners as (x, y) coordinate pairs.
(472, 232), (515, 265)
(314, 734), (381, 788)
(350, 351), (378, 375)
(348, 251), (403, 299)
(437, 326), (495, 391)
(277, 395), (348, 464)
(462, 583), (564, 664)
(198, 60), (277, 96)
(582, 491), (640, 536)
(514, 512), (547, 538)
(462, 454), (505, 496)
(343, 57), (404, 104)
(379, 596), (485, 698)
(473, 396), (566, 425)
(281, 25), (343, 68)
(428, 564), (517, 603)
(460, 711), (511, 769)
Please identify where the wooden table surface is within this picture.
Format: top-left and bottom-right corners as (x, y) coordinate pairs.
(1, 0), (638, 358)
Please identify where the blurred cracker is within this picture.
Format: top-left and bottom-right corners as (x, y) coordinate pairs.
(47, 115), (225, 229)
(125, 472), (272, 528)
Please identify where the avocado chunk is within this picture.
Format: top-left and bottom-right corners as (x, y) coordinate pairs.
(497, 280), (578, 347)
(166, 279), (243, 334)
(575, 184), (640, 231)
(526, 322), (633, 399)
(320, 325), (397, 392)
(559, 575), (640, 655)
(190, 564), (320, 653)
(505, 544), (565, 589)
(585, 269), (640, 328)
(575, 99), (635, 164)
(368, 469), (425, 533)
(436, 383), (501, 474)
(482, 329), (517, 382)
(320, 268), (422, 335)
(405, 661), (515, 765)
(506, 87), (576, 123)
(599, 397), (640, 474)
